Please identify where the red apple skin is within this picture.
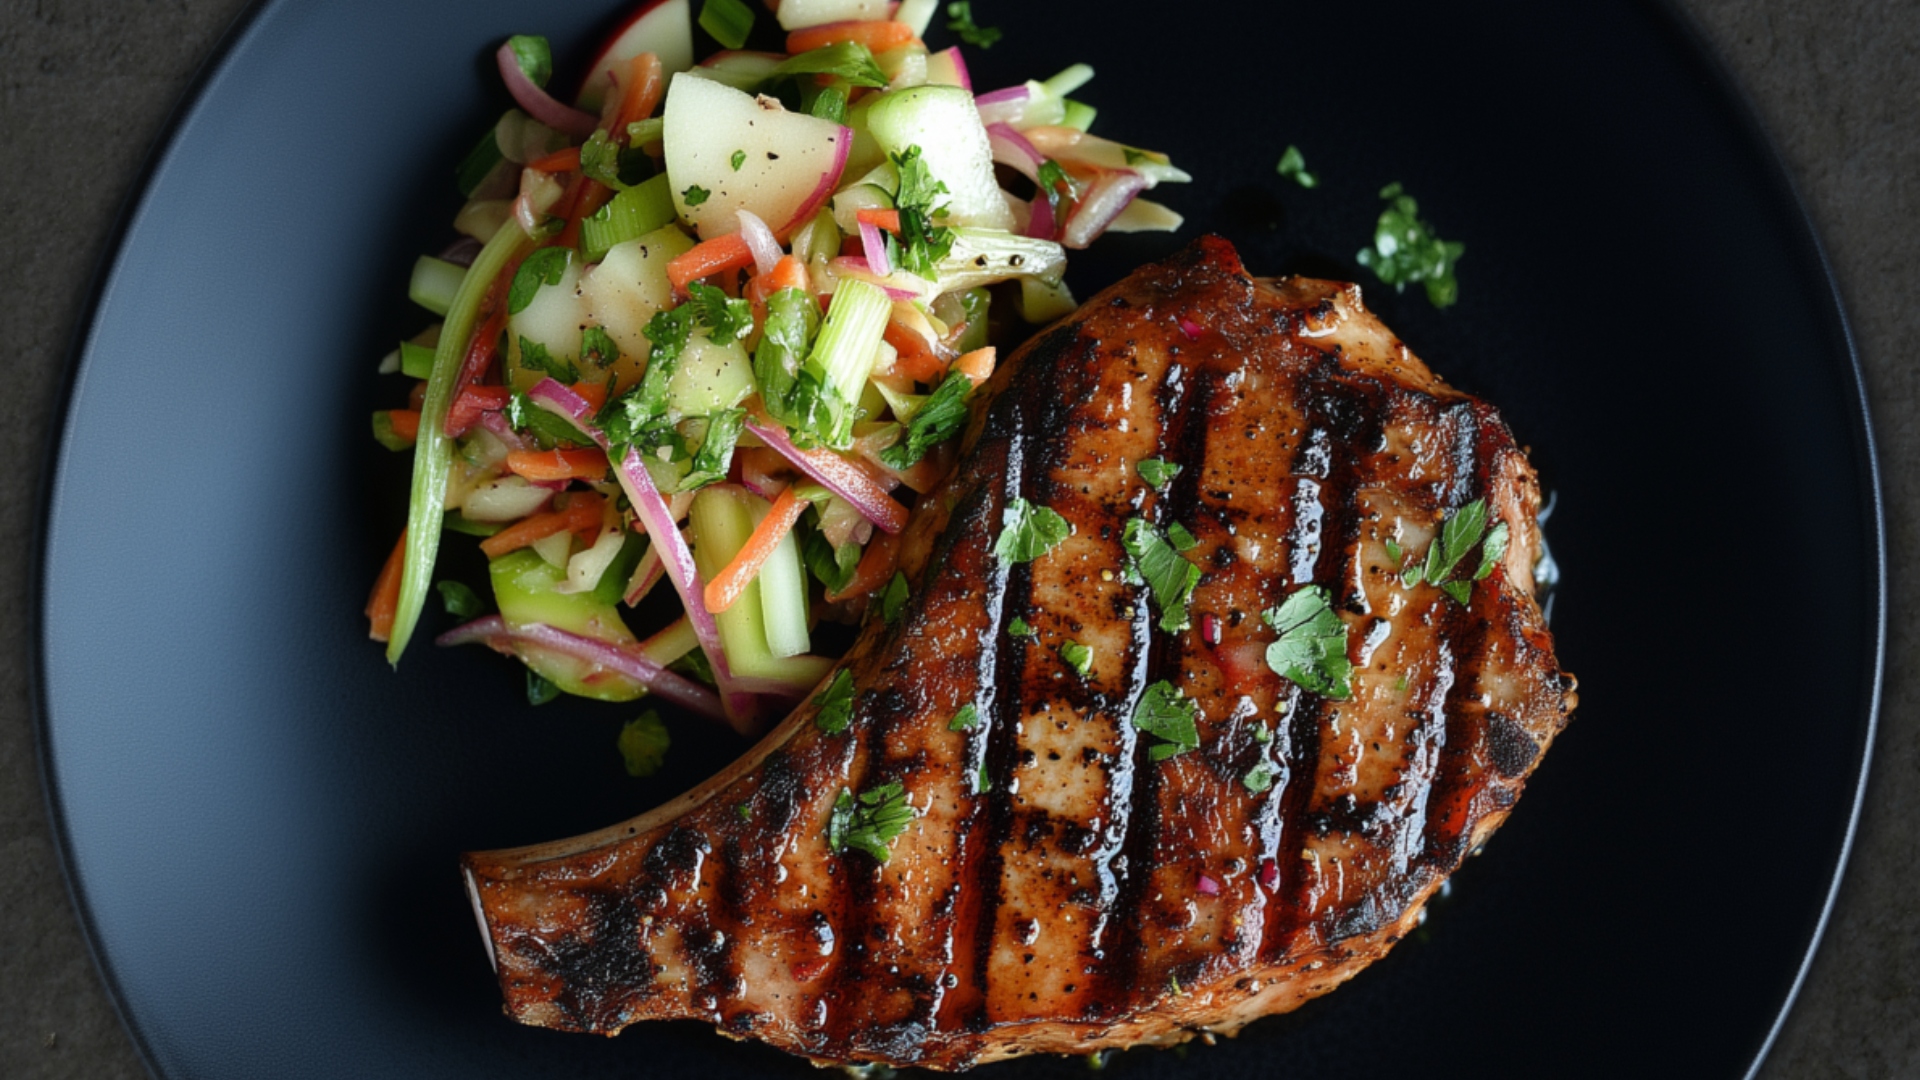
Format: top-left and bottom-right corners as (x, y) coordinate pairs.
(572, 0), (694, 112)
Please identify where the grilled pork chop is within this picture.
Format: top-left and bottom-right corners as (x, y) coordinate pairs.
(461, 236), (1576, 1068)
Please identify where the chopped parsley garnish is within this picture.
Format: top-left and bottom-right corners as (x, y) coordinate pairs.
(1035, 159), (1081, 226)
(736, 802), (754, 821)
(527, 670), (561, 706)
(802, 526), (862, 594)
(1136, 458), (1181, 489)
(578, 129), (629, 190)
(506, 35), (552, 88)
(1060, 640), (1093, 676)
(1476, 522), (1510, 580)
(1276, 144), (1318, 189)
(507, 246), (571, 315)
(1262, 586), (1353, 699)
(1122, 518), (1202, 633)
(1132, 680), (1201, 761)
(889, 146), (958, 281)
(686, 281), (754, 342)
(1441, 580), (1473, 607)
(580, 326), (619, 368)
(599, 305), (695, 454)
(507, 390), (593, 448)
(949, 703), (981, 732)
(881, 571), (910, 624)
(944, 2), (1003, 48)
(1243, 761), (1276, 793)
(435, 580), (483, 618)
(813, 668), (856, 733)
(1356, 182), (1464, 309)
(730, 149), (747, 172)
(995, 498), (1070, 563)
(880, 369), (973, 469)
(1167, 522), (1199, 553)
(754, 287), (843, 448)
(678, 408), (745, 491)
(1008, 616), (1036, 637)
(617, 710), (671, 777)
(682, 184), (712, 207)
(827, 781), (916, 862)
(670, 646), (716, 687)
(517, 336), (581, 384)
(1383, 538), (1404, 565)
(974, 763), (992, 794)
(766, 42), (889, 89)
(1409, 498), (1506, 605)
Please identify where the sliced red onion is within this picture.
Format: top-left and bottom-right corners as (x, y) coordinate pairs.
(437, 236), (484, 268)
(496, 42), (598, 140)
(477, 410), (529, 452)
(744, 418), (907, 534)
(1259, 858), (1280, 890)
(986, 122), (1044, 182)
(776, 125), (855, 239)
(829, 258), (920, 302)
(435, 616), (726, 722)
(859, 219), (892, 277)
(944, 47), (973, 92)
(737, 209), (783, 277)
(1060, 169), (1148, 250)
(974, 85), (1030, 106)
(1197, 874), (1221, 897)
(1179, 317), (1204, 341)
(974, 85), (1031, 126)
(624, 543), (665, 606)
(525, 378), (763, 732)
(1026, 188), (1057, 241)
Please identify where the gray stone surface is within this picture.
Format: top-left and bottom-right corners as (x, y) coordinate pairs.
(1, 1), (1912, 1077)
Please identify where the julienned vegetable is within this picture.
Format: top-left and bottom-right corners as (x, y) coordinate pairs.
(370, 1), (1189, 743)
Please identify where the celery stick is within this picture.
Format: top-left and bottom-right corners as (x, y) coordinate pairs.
(810, 278), (893, 443)
(408, 255), (466, 315)
(692, 488), (821, 678)
(1042, 63), (1094, 98)
(387, 221), (533, 665)
(751, 499), (812, 659)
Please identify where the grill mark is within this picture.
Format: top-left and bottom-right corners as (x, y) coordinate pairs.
(1102, 358), (1217, 1009)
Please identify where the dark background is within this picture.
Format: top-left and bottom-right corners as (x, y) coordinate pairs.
(3, 1), (1914, 1077)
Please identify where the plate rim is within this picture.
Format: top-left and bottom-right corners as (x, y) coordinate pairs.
(28, 1), (1887, 1077)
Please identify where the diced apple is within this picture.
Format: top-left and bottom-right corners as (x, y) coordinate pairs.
(667, 333), (756, 417)
(864, 85), (1015, 231)
(776, 0), (890, 31)
(663, 74), (852, 239)
(574, 0), (696, 113)
(923, 47), (971, 91)
(507, 255), (588, 392)
(580, 224), (696, 387)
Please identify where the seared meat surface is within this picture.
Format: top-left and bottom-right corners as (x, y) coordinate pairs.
(461, 237), (1576, 1068)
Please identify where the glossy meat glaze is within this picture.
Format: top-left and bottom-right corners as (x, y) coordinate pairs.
(461, 236), (1577, 1068)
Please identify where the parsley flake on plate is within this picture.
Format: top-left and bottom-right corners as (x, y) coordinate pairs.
(944, 1), (1003, 48)
(1276, 144), (1318, 189)
(995, 498), (1070, 563)
(813, 668), (856, 733)
(949, 703), (981, 732)
(827, 781), (917, 863)
(1008, 616), (1036, 638)
(617, 710), (671, 777)
(1136, 458), (1181, 490)
(1059, 640), (1094, 676)
(1262, 586), (1353, 700)
(1243, 761), (1276, 794)
(1356, 182), (1464, 308)
(1132, 680), (1201, 760)
(1122, 518), (1202, 633)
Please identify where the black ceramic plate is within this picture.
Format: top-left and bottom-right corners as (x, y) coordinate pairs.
(37, 1), (1881, 1078)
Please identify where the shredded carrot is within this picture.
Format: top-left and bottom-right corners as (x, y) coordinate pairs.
(386, 409), (421, 441)
(746, 255), (810, 321)
(506, 446), (611, 483)
(668, 233), (755, 294)
(827, 528), (902, 603)
(366, 529), (407, 642)
(954, 346), (997, 388)
(454, 304), (509, 392)
(855, 208), (903, 234)
(612, 52), (665, 135)
(528, 146), (581, 173)
(478, 493), (606, 560)
(446, 385), (512, 438)
(787, 20), (920, 56)
(570, 379), (608, 414)
(883, 321), (947, 383)
(703, 487), (809, 613)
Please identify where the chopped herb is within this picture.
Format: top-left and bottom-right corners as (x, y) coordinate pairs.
(944, 2), (1003, 48)
(1423, 498), (1489, 585)
(1474, 522), (1510, 581)
(686, 281), (754, 342)
(1035, 159), (1081, 226)
(1132, 680), (1201, 760)
(1251, 724), (1273, 744)
(1384, 538), (1404, 565)
(813, 668), (856, 733)
(1394, 674), (1409, 693)
(679, 408), (745, 491)
(1355, 182), (1464, 308)
(730, 149), (747, 172)
(1399, 563), (1423, 589)
(827, 781), (916, 862)
(994, 498), (1071, 564)
(1136, 458), (1181, 489)
(506, 34), (552, 88)
(1008, 616), (1036, 637)
(517, 336), (581, 384)
(949, 703), (981, 732)
(1122, 518), (1202, 633)
(1276, 144), (1318, 188)
(754, 287), (842, 448)
(1262, 586), (1353, 700)
(507, 246), (571, 315)
(577, 129), (629, 191)
(698, 0), (755, 50)
(767, 42), (889, 89)
(527, 670), (561, 706)
(881, 571), (910, 624)
(580, 326), (620, 367)
(599, 305), (695, 454)
(1243, 761), (1276, 793)
(1060, 640), (1094, 676)
(809, 83), (849, 124)
(736, 802), (753, 821)
(889, 146), (957, 280)
(435, 580), (483, 618)
(683, 184), (712, 207)
(880, 369), (973, 469)
(1441, 580), (1472, 606)
(801, 526), (862, 593)
(974, 762), (992, 794)
(507, 390), (593, 448)
(1167, 521), (1199, 553)
(670, 646), (716, 687)
(617, 710), (671, 777)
